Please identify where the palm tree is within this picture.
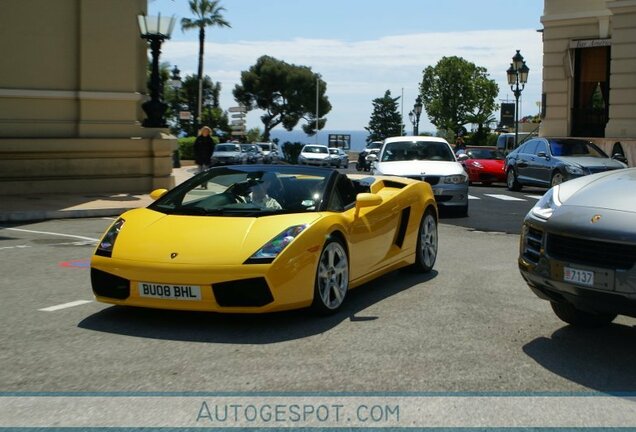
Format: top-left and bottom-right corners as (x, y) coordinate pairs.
(181, 0), (230, 131)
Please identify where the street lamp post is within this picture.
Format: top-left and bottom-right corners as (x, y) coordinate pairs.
(412, 96), (423, 136)
(137, 14), (176, 128)
(506, 50), (530, 148)
(170, 65), (182, 168)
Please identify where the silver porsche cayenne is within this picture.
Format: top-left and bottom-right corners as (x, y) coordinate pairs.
(519, 167), (635, 327)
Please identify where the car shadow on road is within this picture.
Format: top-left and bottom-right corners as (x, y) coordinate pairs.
(523, 323), (636, 392)
(77, 270), (438, 344)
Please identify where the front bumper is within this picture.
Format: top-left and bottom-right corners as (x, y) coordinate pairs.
(300, 159), (330, 166)
(519, 219), (636, 318)
(90, 249), (319, 313)
(431, 183), (469, 208)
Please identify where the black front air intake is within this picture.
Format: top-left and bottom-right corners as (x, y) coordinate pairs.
(91, 268), (130, 299)
(212, 278), (274, 307)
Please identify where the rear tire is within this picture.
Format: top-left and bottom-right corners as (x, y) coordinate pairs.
(311, 238), (349, 315)
(411, 209), (438, 273)
(550, 302), (616, 327)
(506, 169), (522, 191)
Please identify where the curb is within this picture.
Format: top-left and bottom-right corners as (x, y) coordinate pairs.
(0, 208), (133, 223)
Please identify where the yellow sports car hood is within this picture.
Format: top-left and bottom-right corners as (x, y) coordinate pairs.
(111, 208), (321, 265)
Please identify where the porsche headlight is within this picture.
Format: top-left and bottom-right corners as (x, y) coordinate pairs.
(96, 218), (125, 257)
(530, 186), (562, 220)
(247, 225), (308, 263)
(565, 165), (584, 175)
(443, 174), (468, 184)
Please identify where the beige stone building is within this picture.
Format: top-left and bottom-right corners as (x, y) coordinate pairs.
(541, 0), (636, 163)
(0, 0), (175, 196)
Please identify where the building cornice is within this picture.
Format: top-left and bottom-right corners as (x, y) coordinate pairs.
(0, 88), (144, 101)
(541, 9), (612, 25)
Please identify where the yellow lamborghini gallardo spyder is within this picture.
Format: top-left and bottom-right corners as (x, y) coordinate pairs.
(91, 164), (438, 314)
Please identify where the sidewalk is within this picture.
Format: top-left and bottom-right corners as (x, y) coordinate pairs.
(0, 166), (197, 223)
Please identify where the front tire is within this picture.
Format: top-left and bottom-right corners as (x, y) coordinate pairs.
(311, 238), (349, 315)
(507, 169), (522, 191)
(411, 209), (438, 273)
(551, 171), (565, 187)
(550, 302), (617, 327)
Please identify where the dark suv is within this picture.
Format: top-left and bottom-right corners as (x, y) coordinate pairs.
(504, 137), (626, 191)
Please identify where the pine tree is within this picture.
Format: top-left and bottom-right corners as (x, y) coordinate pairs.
(365, 90), (403, 143)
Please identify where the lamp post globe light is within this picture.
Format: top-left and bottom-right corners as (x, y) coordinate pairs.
(506, 50), (530, 148)
(137, 13), (177, 128)
(413, 96), (423, 136)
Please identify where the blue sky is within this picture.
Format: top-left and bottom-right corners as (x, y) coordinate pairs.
(149, 0), (544, 133)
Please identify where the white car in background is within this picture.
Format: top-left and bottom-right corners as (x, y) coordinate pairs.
(256, 142), (280, 164)
(328, 147), (349, 168)
(298, 145), (331, 167)
(212, 143), (246, 166)
(372, 136), (469, 216)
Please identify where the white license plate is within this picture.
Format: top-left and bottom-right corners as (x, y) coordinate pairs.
(138, 282), (201, 301)
(563, 267), (594, 287)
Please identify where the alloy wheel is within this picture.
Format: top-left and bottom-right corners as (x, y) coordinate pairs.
(316, 241), (349, 310)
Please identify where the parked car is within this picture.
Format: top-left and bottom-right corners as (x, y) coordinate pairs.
(91, 164), (438, 314)
(256, 142), (280, 164)
(357, 141), (383, 171)
(212, 143), (246, 166)
(298, 145), (331, 167)
(328, 147), (349, 168)
(519, 168), (636, 327)
(505, 137), (627, 191)
(461, 146), (506, 186)
(496, 132), (534, 154)
(372, 136), (469, 216)
(241, 144), (265, 164)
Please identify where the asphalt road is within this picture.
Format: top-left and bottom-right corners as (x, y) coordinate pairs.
(2, 216), (636, 394)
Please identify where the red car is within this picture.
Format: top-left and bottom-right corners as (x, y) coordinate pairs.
(459, 146), (506, 186)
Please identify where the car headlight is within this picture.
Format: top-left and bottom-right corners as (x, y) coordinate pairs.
(247, 225), (308, 263)
(96, 218), (125, 257)
(565, 165), (584, 175)
(530, 186), (562, 220)
(443, 174), (468, 184)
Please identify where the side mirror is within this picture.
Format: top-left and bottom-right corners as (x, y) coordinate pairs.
(355, 193), (383, 209)
(537, 151), (548, 158)
(150, 188), (168, 200)
(612, 153), (628, 164)
(366, 153), (378, 162)
(457, 153), (469, 161)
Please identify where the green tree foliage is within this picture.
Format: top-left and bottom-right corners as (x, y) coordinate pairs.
(181, 0), (231, 127)
(420, 56), (499, 136)
(245, 127), (263, 143)
(364, 90), (403, 143)
(233, 56), (332, 140)
(166, 74), (229, 137)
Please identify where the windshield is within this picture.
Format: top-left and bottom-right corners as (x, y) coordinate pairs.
(149, 167), (331, 217)
(367, 142), (383, 150)
(466, 148), (505, 160)
(215, 144), (240, 152)
(549, 139), (608, 158)
(329, 148), (339, 155)
(381, 141), (455, 162)
(303, 146), (328, 154)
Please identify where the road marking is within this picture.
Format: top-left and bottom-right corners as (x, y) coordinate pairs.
(6, 228), (98, 243)
(38, 300), (93, 312)
(525, 194), (543, 200)
(468, 195), (481, 200)
(484, 194), (527, 202)
(0, 245), (31, 251)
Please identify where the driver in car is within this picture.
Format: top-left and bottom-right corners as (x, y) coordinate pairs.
(249, 174), (282, 210)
